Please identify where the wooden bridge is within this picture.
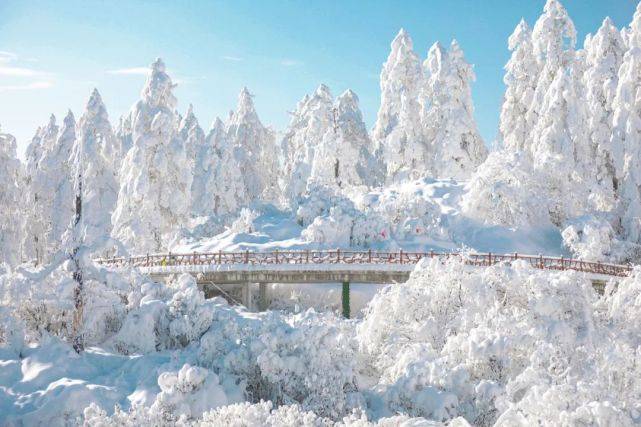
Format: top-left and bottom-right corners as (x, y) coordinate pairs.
(96, 250), (633, 317)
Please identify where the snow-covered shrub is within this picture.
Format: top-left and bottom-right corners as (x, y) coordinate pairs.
(254, 310), (362, 419)
(84, 364), (241, 425)
(302, 206), (354, 247)
(0, 306), (25, 358)
(110, 274), (213, 354)
(356, 256), (637, 425)
(561, 215), (618, 260)
(199, 400), (332, 426)
(0, 258), (131, 346)
(461, 151), (550, 228)
(151, 364), (232, 420)
(229, 208), (260, 234)
(296, 183), (355, 227)
(199, 306), (362, 420)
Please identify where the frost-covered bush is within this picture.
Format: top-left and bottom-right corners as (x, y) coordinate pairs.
(302, 206), (355, 247)
(254, 310), (362, 419)
(357, 257), (638, 425)
(0, 306), (25, 358)
(562, 215), (619, 260)
(151, 364), (232, 420)
(362, 179), (450, 241)
(461, 151), (551, 228)
(84, 364), (240, 425)
(199, 307), (362, 420)
(110, 274), (213, 354)
(229, 208), (260, 234)
(0, 258), (131, 346)
(199, 400), (332, 426)
(296, 183), (356, 227)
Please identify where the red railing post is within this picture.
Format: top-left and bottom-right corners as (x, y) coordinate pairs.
(430, 250), (434, 258)
(399, 249), (403, 264)
(218, 250), (222, 264)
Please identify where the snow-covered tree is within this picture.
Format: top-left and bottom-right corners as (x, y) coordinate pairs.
(612, 4), (641, 242)
(281, 84), (335, 206)
(310, 89), (379, 188)
(111, 58), (192, 253)
(29, 111), (77, 259)
(528, 0), (577, 144)
(530, 67), (591, 224)
(69, 89), (119, 250)
(422, 40), (487, 179)
(373, 29), (426, 183)
(115, 114), (133, 163)
(0, 127), (24, 266)
(583, 17), (626, 208)
(178, 104), (205, 165)
(500, 19), (538, 153)
(226, 87), (279, 204)
(22, 116), (57, 264)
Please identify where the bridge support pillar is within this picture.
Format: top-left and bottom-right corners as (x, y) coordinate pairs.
(342, 281), (350, 319)
(241, 282), (252, 310)
(258, 282), (268, 311)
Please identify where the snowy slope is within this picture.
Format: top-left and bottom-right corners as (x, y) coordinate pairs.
(174, 178), (564, 257)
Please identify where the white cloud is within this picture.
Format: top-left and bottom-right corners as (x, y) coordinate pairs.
(0, 51), (18, 63)
(0, 65), (48, 77)
(106, 67), (150, 76)
(0, 81), (54, 92)
(281, 58), (303, 67)
(222, 55), (243, 62)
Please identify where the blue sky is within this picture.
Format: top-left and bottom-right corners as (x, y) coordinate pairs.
(0, 0), (636, 157)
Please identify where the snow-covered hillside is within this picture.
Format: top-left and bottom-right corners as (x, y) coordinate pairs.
(3, 0), (641, 424)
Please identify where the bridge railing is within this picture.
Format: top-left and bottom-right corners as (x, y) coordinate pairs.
(93, 250), (634, 278)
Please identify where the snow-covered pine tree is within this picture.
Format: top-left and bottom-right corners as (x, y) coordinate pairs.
(212, 117), (247, 215)
(226, 87), (279, 204)
(69, 89), (119, 250)
(373, 29), (425, 183)
(422, 40), (487, 179)
(111, 58), (192, 253)
(178, 104), (205, 167)
(310, 89), (379, 189)
(530, 68), (589, 224)
(22, 117), (56, 264)
(115, 114), (133, 163)
(30, 111), (76, 259)
(583, 17), (626, 208)
(281, 84), (334, 206)
(500, 19), (538, 153)
(612, 3), (641, 242)
(49, 111), (77, 251)
(527, 0), (577, 154)
(0, 127), (24, 266)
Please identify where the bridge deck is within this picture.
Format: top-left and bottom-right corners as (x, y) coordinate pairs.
(97, 250), (633, 282)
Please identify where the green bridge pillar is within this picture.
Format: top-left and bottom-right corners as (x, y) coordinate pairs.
(342, 281), (350, 319)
